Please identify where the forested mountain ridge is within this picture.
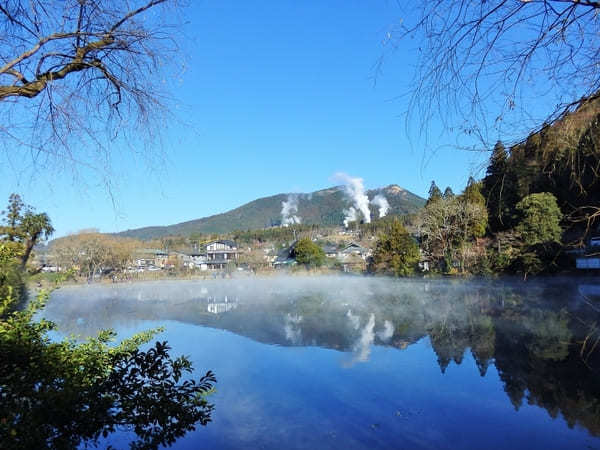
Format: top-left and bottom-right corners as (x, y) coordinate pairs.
(117, 185), (425, 240)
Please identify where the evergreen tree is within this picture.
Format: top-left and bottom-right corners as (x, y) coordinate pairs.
(463, 177), (485, 206)
(443, 187), (455, 198)
(486, 142), (507, 179)
(512, 192), (563, 277)
(1, 194), (25, 242)
(483, 141), (516, 231)
(369, 220), (420, 276)
(0, 195), (54, 269)
(460, 178), (488, 238)
(515, 193), (563, 246)
(427, 181), (443, 206)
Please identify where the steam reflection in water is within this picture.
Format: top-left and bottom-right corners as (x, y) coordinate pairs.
(44, 276), (600, 449)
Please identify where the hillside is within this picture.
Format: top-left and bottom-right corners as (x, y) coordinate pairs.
(483, 95), (600, 233)
(117, 185), (425, 239)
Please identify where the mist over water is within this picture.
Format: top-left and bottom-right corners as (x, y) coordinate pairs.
(45, 276), (600, 449)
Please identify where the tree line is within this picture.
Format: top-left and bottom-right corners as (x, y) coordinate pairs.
(369, 151), (571, 278)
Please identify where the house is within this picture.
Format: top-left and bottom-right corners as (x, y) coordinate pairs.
(339, 242), (371, 260)
(134, 249), (168, 268)
(206, 240), (240, 270)
(169, 251), (192, 267)
(177, 249), (207, 269)
(207, 296), (238, 314)
(335, 242), (370, 272)
(273, 243), (297, 269)
(322, 244), (338, 258)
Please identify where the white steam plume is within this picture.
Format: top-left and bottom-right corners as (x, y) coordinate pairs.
(351, 313), (376, 364)
(281, 194), (301, 226)
(284, 313), (303, 344)
(343, 207), (358, 228)
(346, 309), (361, 330)
(334, 172), (371, 227)
(371, 194), (390, 218)
(377, 320), (394, 342)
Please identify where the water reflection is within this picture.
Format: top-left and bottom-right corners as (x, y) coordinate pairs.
(44, 276), (600, 442)
(207, 296), (238, 314)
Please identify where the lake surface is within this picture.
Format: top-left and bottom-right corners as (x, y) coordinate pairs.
(44, 276), (600, 449)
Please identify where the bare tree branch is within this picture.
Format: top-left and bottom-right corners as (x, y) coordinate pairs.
(388, 0), (600, 149)
(0, 0), (182, 179)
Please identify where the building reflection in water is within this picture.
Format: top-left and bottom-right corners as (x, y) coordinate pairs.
(44, 276), (600, 437)
(207, 295), (238, 314)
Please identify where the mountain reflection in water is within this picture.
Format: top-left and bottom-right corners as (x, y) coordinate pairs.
(44, 276), (600, 449)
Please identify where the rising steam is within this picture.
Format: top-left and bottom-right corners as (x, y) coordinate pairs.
(348, 313), (376, 365)
(371, 194), (390, 218)
(281, 194), (301, 226)
(377, 320), (394, 342)
(334, 173), (371, 227)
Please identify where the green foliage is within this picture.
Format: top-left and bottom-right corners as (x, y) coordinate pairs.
(369, 220), (420, 276)
(489, 249), (515, 273)
(515, 193), (563, 246)
(2, 193), (24, 241)
(0, 196), (216, 448)
(426, 181), (443, 206)
(462, 177), (486, 207)
(490, 193), (564, 276)
(523, 309), (572, 361)
(292, 238), (325, 267)
(358, 214), (412, 236)
(0, 243), (26, 311)
(232, 224), (317, 245)
(483, 141), (518, 232)
(460, 179), (488, 238)
(0, 194), (54, 268)
(477, 101), (600, 274)
(0, 292), (216, 448)
(482, 101), (600, 234)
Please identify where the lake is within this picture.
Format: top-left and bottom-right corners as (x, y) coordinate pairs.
(44, 275), (600, 449)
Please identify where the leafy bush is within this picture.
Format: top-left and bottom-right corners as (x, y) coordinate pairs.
(1, 195), (216, 448)
(369, 221), (420, 276)
(515, 193), (563, 246)
(292, 238), (325, 267)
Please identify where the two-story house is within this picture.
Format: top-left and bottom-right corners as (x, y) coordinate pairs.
(206, 240), (239, 270)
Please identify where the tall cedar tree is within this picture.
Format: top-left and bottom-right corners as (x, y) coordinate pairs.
(427, 181), (443, 206)
(483, 141), (518, 231)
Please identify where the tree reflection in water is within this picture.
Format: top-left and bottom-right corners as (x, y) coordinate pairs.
(45, 277), (600, 438)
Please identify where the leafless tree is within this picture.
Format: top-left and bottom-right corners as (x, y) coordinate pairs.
(0, 0), (182, 178)
(384, 0), (600, 149)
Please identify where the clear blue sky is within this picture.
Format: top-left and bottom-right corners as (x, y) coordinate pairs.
(1, 1), (489, 238)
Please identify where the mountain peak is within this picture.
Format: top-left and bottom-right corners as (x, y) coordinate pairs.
(383, 184), (405, 194)
(117, 184), (425, 240)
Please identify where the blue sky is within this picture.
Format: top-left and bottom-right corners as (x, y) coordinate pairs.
(1, 1), (490, 238)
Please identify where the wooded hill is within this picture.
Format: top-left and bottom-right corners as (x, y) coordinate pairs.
(483, 96), (600, 236)
(117, 185), (425, 240)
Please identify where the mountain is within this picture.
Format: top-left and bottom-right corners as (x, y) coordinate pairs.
(117, 185), (426, 240)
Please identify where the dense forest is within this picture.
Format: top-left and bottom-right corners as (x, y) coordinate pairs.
(484, 97), (600, 236)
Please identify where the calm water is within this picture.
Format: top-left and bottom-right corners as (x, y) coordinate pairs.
(45, 276), (600, 449)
